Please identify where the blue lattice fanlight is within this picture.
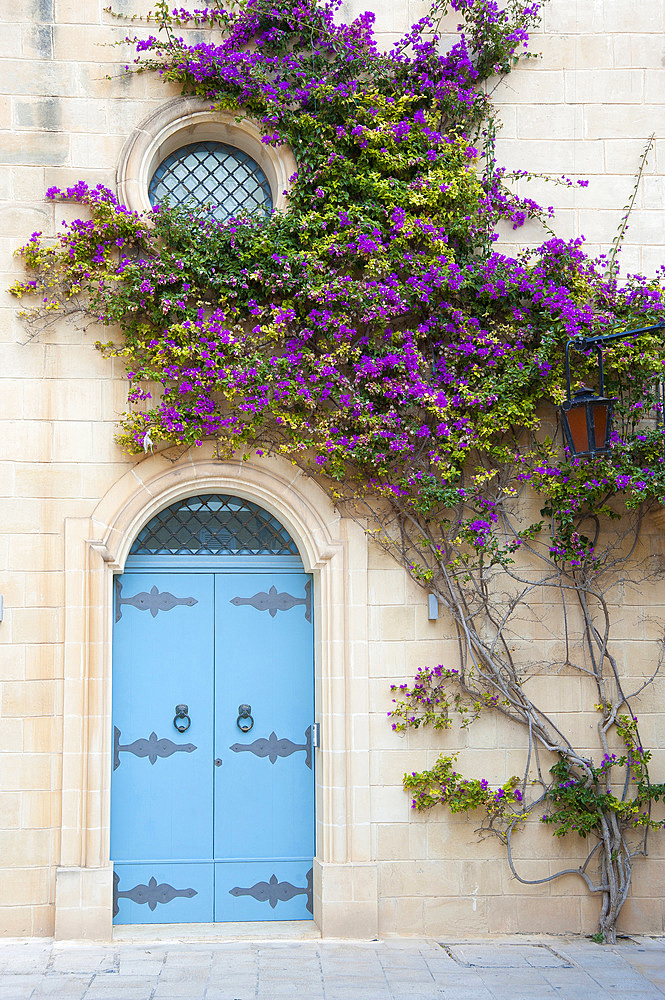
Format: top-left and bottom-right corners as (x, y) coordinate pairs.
(129, 494), (298, 556)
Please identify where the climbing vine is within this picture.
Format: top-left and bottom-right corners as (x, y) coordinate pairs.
(11, 0), (665, 942)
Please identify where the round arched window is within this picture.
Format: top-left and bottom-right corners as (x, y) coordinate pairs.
(148, 140), (274, 221)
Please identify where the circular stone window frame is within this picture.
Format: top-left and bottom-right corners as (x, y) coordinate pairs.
(116, 96), (297, 217)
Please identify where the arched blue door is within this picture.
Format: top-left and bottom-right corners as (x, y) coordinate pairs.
(111, 495), (315, 924)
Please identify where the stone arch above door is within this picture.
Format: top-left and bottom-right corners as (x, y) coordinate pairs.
(92, 453), (342, 574)
(56, 450), (377, 940)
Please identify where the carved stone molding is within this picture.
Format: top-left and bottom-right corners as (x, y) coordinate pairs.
(116, 97), (297, 217)
(59, 451), (372, 937)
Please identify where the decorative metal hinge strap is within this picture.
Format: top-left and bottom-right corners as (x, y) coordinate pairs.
(230, 579), (312, 623)
(115, 578), (198, 622)
(230, 726), (312, 769)
(113, 872), (197, 917)
(113, 726), (197, 771)
(229, 868), (313, 913)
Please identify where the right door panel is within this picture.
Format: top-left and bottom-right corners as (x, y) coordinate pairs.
(213, 572), (315, 921)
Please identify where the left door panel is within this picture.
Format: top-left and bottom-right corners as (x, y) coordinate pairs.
(111, 572), (214, 923)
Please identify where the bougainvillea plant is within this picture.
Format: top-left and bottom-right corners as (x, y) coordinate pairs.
(11, 0), (665, 942)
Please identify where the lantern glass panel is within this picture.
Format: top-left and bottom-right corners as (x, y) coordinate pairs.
(565, 404), (590, 454)
(592, 400), (610, 451)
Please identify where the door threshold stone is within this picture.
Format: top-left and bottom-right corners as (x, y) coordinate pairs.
(113, 920), (322, 942)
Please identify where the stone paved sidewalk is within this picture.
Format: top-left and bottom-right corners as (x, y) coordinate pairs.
(0, 934), (663, 1000)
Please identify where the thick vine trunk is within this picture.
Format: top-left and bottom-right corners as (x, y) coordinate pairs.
(597, 818), (632, 944)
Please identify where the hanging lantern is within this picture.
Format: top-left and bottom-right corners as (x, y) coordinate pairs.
(561, 386), (614, 457)
(560, 340), (615, 458)
(559, 324), (665, 458)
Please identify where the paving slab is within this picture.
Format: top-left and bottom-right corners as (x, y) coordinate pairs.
(0, 934), (662, 999)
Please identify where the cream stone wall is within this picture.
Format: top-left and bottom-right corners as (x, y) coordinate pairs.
(367, 522), (665, 937)
(0, 0), (664, 938)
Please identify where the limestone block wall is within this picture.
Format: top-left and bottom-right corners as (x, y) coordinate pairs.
(366, 527), (665, 937)
(491, 0), (665, 273)
(342, 0), (665, 270)
(0, 0), (663, 937)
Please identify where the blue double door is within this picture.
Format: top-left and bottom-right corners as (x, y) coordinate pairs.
(111, 567), (315, 924)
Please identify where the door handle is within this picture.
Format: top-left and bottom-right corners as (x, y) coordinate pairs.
(237, 704), (254, 733)
(173, 704), (191, 733)
(214, 758), (223, 767)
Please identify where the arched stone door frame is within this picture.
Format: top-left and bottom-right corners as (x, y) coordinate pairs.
(55, 449), (378, 939)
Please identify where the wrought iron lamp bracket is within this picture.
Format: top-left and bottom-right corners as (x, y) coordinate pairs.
(561, 323), (665, 459)
(564, 338), (605, 401)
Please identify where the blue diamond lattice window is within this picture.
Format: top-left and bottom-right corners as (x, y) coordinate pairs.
(129, 494), (299, 556)
(148, 141), (273, 220)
